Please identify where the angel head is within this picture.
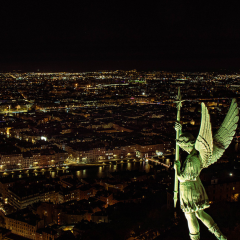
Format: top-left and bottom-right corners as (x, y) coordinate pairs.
(176, 132), (195, 153)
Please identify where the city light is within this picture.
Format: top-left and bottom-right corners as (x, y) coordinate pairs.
(41, 136), (47, 141)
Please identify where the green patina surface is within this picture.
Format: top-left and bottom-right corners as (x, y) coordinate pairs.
(174, 95), (238, 240)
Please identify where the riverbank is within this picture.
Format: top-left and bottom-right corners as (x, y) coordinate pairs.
(0, 158), (144, 174)
(0, 160), (151, 179)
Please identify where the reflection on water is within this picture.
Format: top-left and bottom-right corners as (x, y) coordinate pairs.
(142, 161), (150, 173)
(50, 171), (56, 178)
(76, 170), (81, 178)
(0, 161), (152, 180)
(97, 167), (103, 178)
(74, 162), (151, 179)
(76, 169), (87, 178)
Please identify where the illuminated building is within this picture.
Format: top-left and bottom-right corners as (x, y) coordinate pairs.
(5, 210), (44, 239)
(206, 180), (240, 202)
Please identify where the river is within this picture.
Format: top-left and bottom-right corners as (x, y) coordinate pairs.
(1, 161), (154, 179)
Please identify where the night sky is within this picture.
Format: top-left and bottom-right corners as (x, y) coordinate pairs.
(1, 2), (240, 72)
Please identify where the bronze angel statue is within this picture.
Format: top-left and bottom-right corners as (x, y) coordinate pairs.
(174, 99), (238, 240)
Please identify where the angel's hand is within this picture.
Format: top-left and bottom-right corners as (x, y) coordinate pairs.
(174, 122), (182, 132)
(174, 160), (181, 170)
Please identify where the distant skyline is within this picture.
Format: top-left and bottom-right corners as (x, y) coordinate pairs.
(1, 2), (240, 72)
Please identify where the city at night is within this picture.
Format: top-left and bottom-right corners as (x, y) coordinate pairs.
(0, 2), (240, 240)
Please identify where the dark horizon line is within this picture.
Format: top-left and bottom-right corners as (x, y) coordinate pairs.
(0, 67), (240, 74)
(1, 58), (240, 73)
(1, 68), (239, 73)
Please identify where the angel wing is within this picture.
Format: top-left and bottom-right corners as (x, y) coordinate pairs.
(211, 99), (239, 165)
(195, 103), (213, 168)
